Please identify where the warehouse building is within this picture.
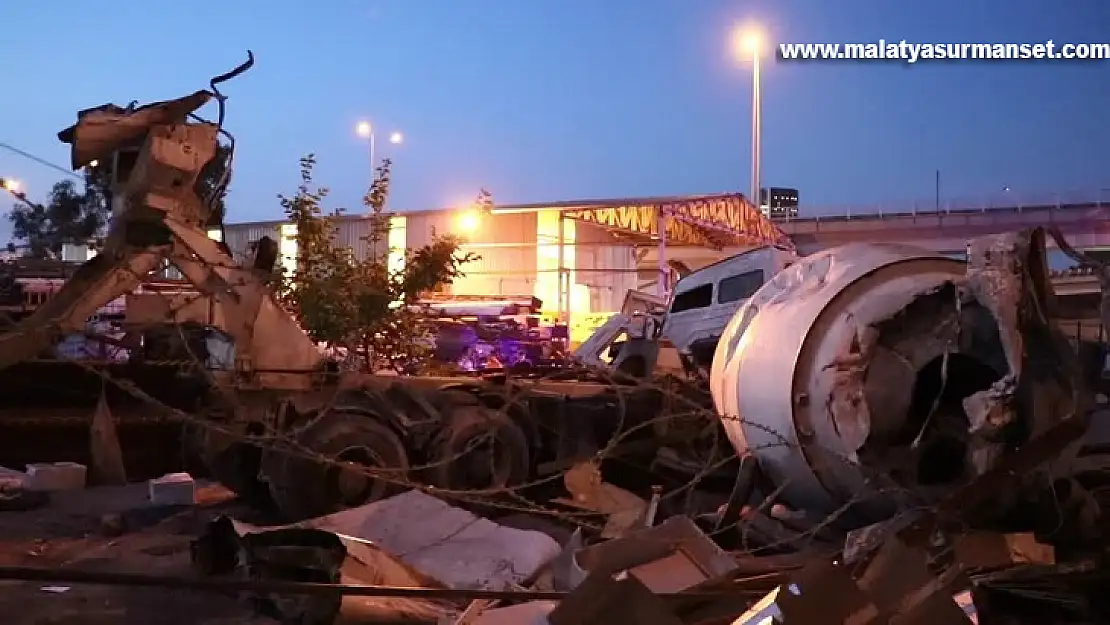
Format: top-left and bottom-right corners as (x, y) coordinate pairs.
(222, 193), (789, 333)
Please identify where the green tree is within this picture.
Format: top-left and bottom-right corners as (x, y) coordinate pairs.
(8, 179), (106, 259)
(278, 155), (477, 370)
(7, 144), (232, 259)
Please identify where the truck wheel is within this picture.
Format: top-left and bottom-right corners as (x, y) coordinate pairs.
(427, 394), (530, 494)
(263, 410), (409, 521)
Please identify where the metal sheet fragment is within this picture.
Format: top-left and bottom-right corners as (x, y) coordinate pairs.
(823, 322), (879, 459)
(965, 231), (1027, 385)
(962, 231), (1033, 475)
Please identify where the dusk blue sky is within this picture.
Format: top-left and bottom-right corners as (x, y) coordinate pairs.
(1, 0), (1107, 242)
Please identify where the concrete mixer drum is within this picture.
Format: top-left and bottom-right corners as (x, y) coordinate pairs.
(710, 229), (1086, 524)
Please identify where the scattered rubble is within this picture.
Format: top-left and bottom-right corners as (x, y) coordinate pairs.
(26, 461), (87, 492)
(149, 472), (197, 506)
(0, 404), (1106, 625)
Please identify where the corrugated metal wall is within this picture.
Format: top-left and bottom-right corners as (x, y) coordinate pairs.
(224, 222), (281, 265)
(221, 211), (636, 311)
(573, 221), (637, 312)
(402, 212), (443, 250)
(405, 211), (538, 296)
(332, 217), (384, 261)
(224, 217), (386, 265)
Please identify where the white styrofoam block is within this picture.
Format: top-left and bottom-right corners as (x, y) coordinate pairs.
(25, 462), (87, 492)
(148, 472), (196, 506)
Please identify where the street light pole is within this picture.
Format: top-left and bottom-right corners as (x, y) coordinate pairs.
(751, 46), (762, 213)
(355, 121), (404, 260)
(735, 28), (764, 212)
(367, 131), (376, 176)
(356, 120), (377, 174)
(935, 169), (940, 212)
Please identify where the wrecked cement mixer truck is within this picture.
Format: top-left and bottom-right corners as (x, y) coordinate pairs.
(707, 233), (1090, 526)
(580, 232), (1092, 532)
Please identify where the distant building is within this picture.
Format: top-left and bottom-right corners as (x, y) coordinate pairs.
(759, 187), (799, 220)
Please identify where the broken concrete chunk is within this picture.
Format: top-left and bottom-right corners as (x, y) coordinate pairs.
(25, 462), (86, 492)
(148, 472), (197, 506)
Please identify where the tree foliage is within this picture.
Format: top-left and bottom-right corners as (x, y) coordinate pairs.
(7, 144), (232, 258)
(277, 154), (478, 371)
(8, 178), (106, 259)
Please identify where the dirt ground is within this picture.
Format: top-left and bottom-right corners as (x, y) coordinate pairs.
(0, 482), (279, 625)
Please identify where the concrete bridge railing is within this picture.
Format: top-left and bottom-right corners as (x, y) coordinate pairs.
(776, 188), (1110, 223)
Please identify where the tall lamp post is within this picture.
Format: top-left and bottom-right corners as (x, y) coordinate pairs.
(734, 28), (764, 212)
(355, 120), (403, 175)
(355, 121), (403, 259)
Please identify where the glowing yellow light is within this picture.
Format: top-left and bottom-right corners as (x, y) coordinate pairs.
(356, 120), (373, 138)
(732, 26), (764, 58)
(1, 178), (21, 193)
(389, 131), (404, 145)
(456, 210), (481, 234)
(88, 159), (99, 168)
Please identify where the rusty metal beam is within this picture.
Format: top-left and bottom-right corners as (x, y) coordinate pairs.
(562, 194), (792, 251)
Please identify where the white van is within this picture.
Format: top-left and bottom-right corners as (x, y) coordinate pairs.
(661, 245), (797, 368)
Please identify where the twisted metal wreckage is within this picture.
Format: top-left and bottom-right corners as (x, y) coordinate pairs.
(0, 52), (1106, 623)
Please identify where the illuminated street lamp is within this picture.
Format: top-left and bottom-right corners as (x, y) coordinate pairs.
(355, 120), (404, 173)
(356, 121), (404, 258)
(733, 26), (764, 211)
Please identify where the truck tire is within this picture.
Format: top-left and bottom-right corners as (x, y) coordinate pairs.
(263, 409), (409, 521)
(427, 391), (530, 494)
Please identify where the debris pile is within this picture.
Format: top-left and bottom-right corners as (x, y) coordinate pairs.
(1, 226), (1109, 623)
(175, 407), (1110, 625)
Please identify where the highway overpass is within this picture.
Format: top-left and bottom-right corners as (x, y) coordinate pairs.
(640, 189), (1110, 272)
(778, 190), (1110, 254)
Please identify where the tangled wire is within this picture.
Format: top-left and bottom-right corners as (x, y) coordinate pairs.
(0, 246), (971, 565)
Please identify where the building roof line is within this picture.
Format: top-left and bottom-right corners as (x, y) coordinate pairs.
(224, 192), (753, 227)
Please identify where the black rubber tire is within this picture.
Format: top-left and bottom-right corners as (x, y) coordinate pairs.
(426, 391), (530, 493)
(263, 409), (409, 521)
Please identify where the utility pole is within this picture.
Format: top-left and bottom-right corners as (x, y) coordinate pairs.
(750, 45), (762, 213)
(935, 169), (940, 212)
